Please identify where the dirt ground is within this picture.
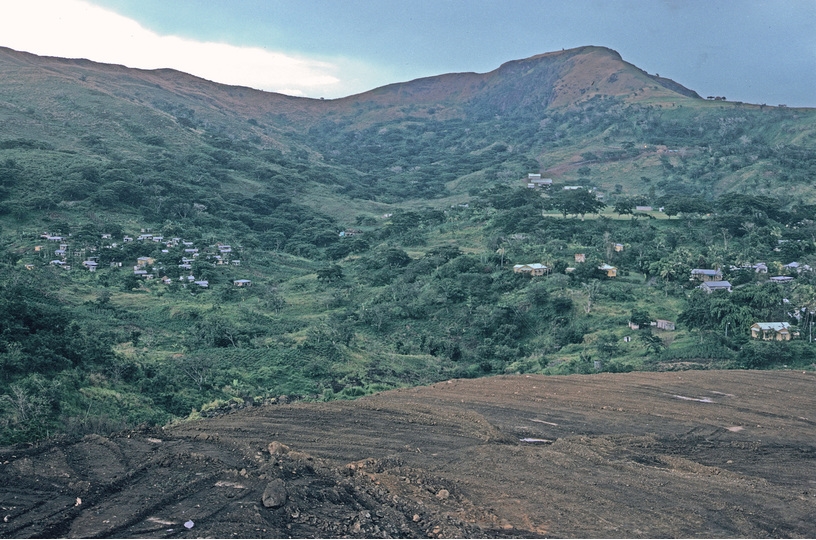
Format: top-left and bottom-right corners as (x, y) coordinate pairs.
(2, 370), (815, 538)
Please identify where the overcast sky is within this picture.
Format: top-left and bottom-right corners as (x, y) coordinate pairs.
(1, 0), (814, 106)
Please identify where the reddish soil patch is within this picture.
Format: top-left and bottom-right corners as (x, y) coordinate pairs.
(2, 370), (815, 538)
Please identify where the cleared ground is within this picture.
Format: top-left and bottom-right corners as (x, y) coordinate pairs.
(2, 370), (815, 538)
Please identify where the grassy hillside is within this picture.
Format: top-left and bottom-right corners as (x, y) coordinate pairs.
(1, 45), (816, 444)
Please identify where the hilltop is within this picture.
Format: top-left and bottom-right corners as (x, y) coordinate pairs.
(2, 43), (814, 216)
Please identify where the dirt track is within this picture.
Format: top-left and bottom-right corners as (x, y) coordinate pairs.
(2, 370), (815, 538)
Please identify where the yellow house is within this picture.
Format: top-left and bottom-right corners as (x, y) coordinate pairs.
(598, 264), (617, 277)
(750, 322), (792, 341)
(513, 263), (549, 276)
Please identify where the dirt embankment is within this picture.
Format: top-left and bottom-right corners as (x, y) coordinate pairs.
(2, 370), (815, 538)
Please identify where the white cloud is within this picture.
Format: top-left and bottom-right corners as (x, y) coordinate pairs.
(0, 0), (348, 97)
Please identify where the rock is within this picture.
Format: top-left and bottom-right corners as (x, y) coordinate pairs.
(268, 441), (290, 456)
(262, 478), (288, 508)
(436, 489), (449, 500)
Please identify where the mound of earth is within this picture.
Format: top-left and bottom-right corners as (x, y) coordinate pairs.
(2, 370), (815, 538)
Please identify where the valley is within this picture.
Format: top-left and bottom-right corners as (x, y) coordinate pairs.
(0, 41), (815, 510)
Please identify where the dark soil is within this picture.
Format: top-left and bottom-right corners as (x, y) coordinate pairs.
(2, 370), (815, 538)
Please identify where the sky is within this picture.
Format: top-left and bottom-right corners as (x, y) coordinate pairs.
(0, 0), (814, 106)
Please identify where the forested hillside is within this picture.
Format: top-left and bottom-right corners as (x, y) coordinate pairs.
(1, 45), (815, 444)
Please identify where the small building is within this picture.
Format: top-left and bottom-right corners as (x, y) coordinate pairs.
(770, 276), (794, 283)
(635, 206), (653, 212)
(136, 256), (155, 267)
(751, 322), (792, 341)
(82, 261), (98, 272)
(193, 280), (209, 288)
(513, 263), (549, 276)
(784, 262), (811, 273)
(526, 174), (553, 188)
(628, 322), (640, 330)
(655, 319), (675, 331)
(699, 280), (732, 293)
(574, 253), (586, 263)
(233, 279), (252, 287)
(691, 269), (722, 282)
(598, 264), (617, 277)
(614, 243), (624, 252)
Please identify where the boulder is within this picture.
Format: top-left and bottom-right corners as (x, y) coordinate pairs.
(262, 478), (287, 508)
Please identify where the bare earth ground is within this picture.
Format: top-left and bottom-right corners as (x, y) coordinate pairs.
(2, 370), (815, 538)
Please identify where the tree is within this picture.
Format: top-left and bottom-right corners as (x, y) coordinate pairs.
(614, 197), (634, 217)
(640, 331), (664, 356)
(552, 189), (606, 219)
(316, 264), (344, 282)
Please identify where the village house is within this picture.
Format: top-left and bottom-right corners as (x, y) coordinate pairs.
(82, 260), (98, 272)
(770, 276), (794, 283)
(526, 173), (553, 188)
(751, 322), (793, 341)
(691, 268), (722, 282)
(784, 262), (811, 273)
(193, 280), (209, 288)
(614, 243), (624, 252)
(655, 319), (676, 331)
(513, 263), (549, 276)
(598, 264), (617, 277)
(233, 279), (252, 287)
(635, 206), (653, 212)
(574, 253), (586, 263)
(699, 280), (732, 293)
